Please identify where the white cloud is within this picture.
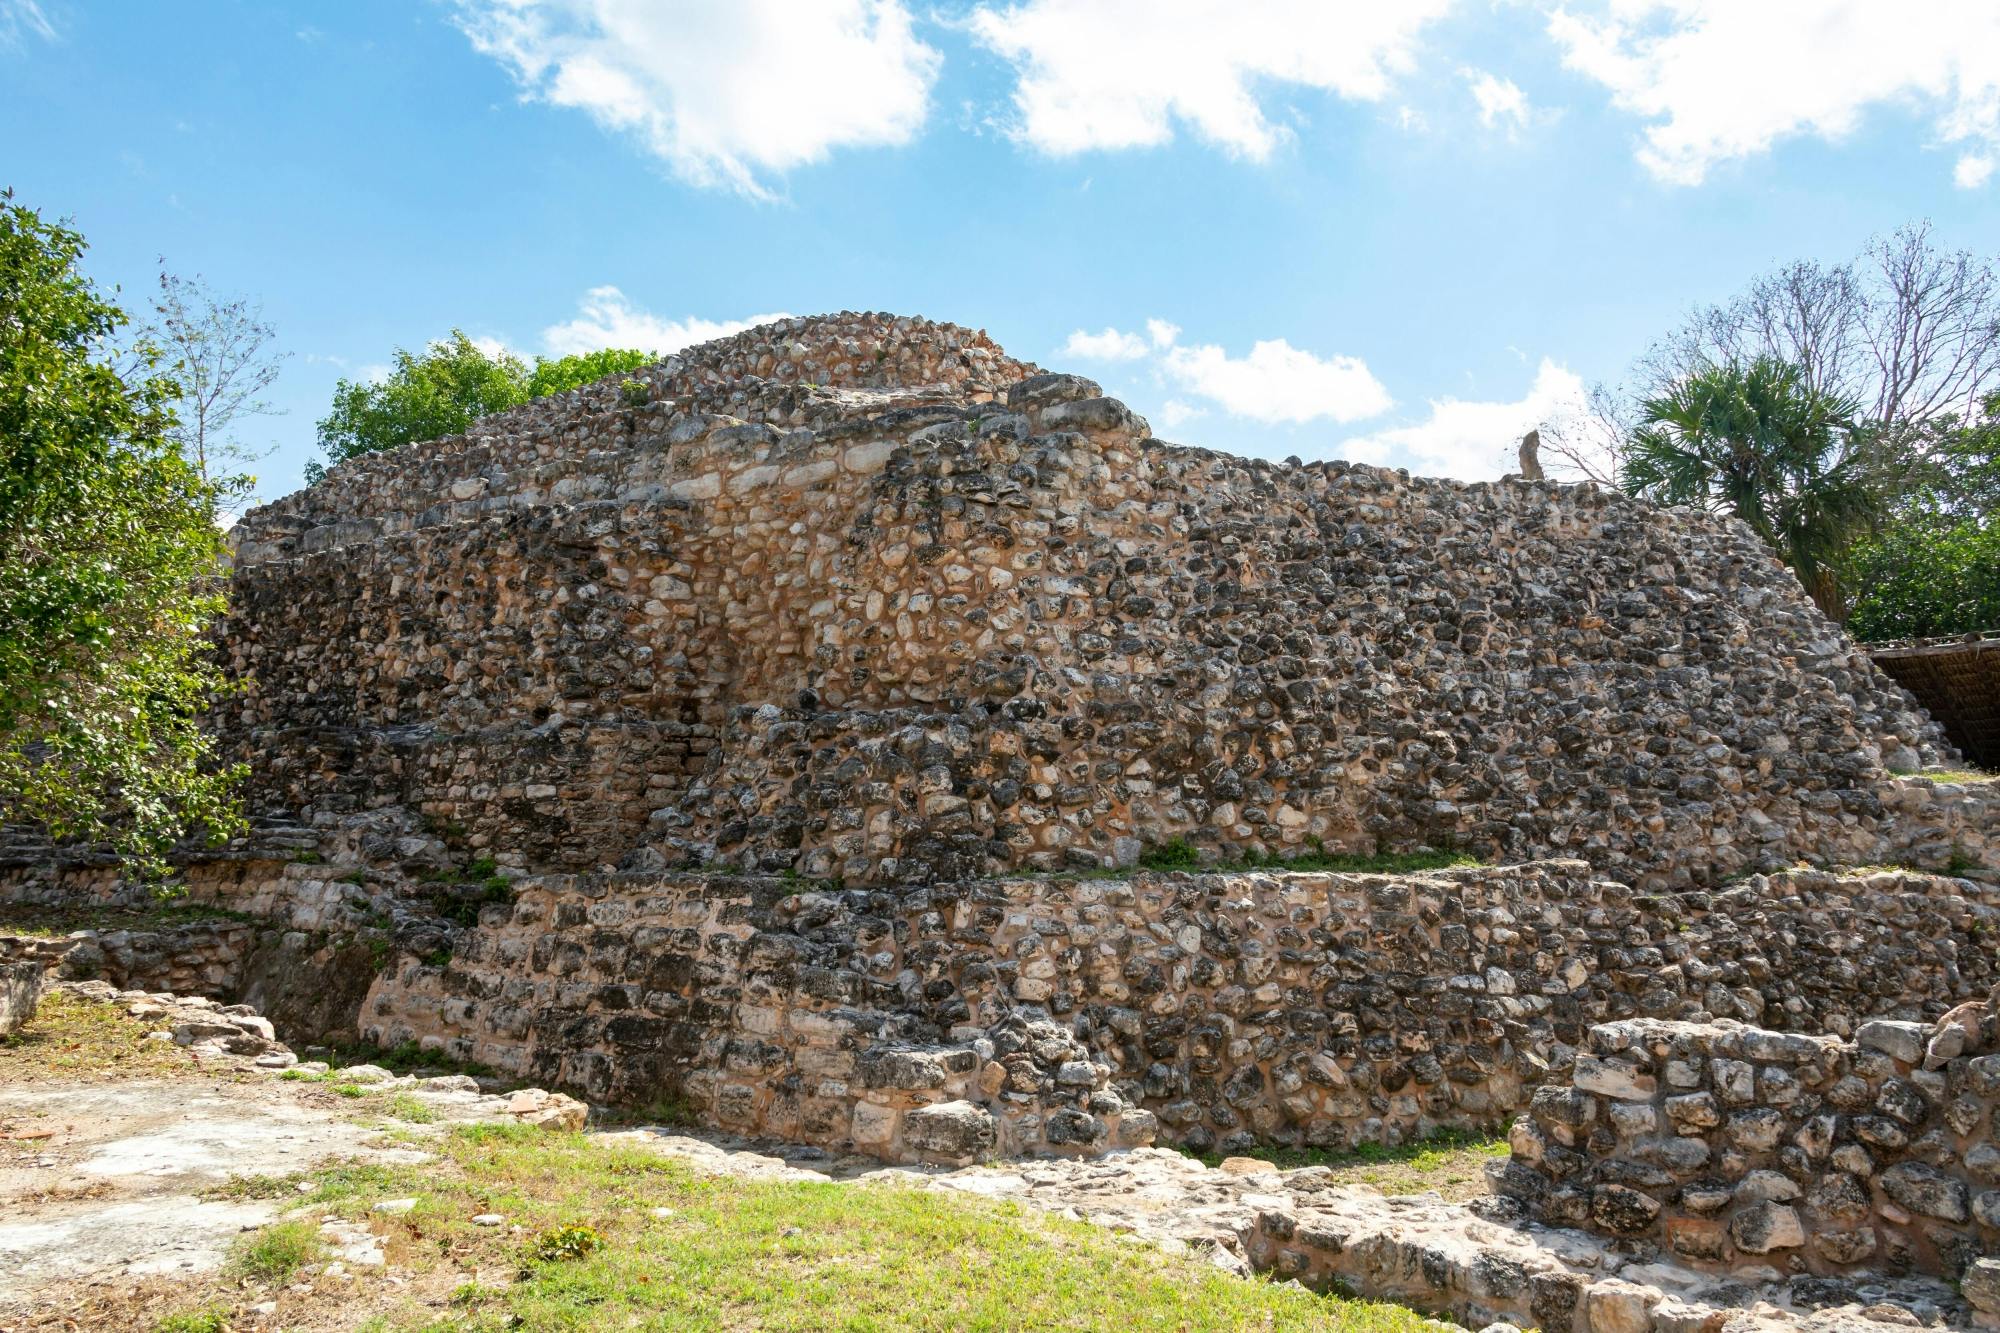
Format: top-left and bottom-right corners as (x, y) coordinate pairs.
(0, 0), (53, 47)
(968, 0), (1455, 157)
(1162, 337), (1393, 426)
(1956, 153), (1996, 189)
(1145, 318), (1181, 348)
(452, 0), (941, 197)
(1062, 326), (1151, 360)
(1548, 1), (2000, 186)
(1465, 68), (1531, 133)
(1157, 399), (1204, 428)
(1339, 358), (1587, 481)
(541, 285), (789, 358)
(468, 335), (518, 363)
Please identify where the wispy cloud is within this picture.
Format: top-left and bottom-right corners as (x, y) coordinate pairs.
(1463, 68), (1533, 136)
(0, 0), (54, 49)
(1061, 326), (1150, 360)
(1339, 358), (1588, 480)
(451, 0), (941, 198)
(1549, 0), (2000, 187)
(969, 0), (1454, 158)
(540, 285), (789, 357)
(1062, 319), (1392, 426)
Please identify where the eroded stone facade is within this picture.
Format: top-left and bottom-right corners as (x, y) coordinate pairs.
(1492, 998), (2000, 1283)
(352, 861), (1997, 1163)
(211, 313), (1983, 891)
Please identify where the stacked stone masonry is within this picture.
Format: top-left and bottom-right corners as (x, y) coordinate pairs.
(354, 861), (1998, 1163)
(211, 312), (1987, 890)
(1491, 999), (2000, 1283)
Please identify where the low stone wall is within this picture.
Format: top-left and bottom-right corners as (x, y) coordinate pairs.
(362, 860), (1999, 1160)
(1490, 1002), (2000, 1281)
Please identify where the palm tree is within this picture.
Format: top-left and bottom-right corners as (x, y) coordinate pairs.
(1623, 357), (1878, 619)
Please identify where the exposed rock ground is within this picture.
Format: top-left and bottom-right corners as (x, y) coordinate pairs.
(0, 983), (582, 1321)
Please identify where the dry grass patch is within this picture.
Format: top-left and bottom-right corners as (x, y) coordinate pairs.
(0, 986), (194, 1084)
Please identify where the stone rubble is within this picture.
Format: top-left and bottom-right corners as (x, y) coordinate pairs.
(1492, 996), (2000, 1285)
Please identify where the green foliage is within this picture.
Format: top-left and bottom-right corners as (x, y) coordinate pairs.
(310, 330), (530, 479)
(1132, 838), (1478, 876)
(526, 347), (651, 399)
(1623, 357), (1877, 617)
(153, 1307), (230, 1333)
(1843, 518), (2000, 640)
(0, 192), (244, 877)
(1843, 397), (2000, 639)
(310, 340), (654, 480)
(1137, 838), (1202, 870)
(527, 1222), (604, 1265)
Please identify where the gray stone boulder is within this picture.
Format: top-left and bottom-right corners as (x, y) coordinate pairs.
(0, 958), (43, 1036)
(902, 1101), (997, 1164)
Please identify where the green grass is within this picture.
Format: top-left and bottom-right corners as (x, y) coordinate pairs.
(229, 1219), (326, 1284)
(1892, 767), (1997, 784)
(384, 1091), (440, 1123)
(256, 1122), (1433, 1331)
(202, 1172), (309, 1201)
(1125, 838), (1482, 878)
(153, 1307), (231, 1333)
(1179, 1127), (1511, 1203)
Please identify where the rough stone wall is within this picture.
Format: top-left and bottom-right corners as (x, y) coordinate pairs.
(1490, 1002), (2000, 1282)
(210, 312), (1973, 892)
(0, 936), (52, 1034)
(359, 862), (1998, 1160)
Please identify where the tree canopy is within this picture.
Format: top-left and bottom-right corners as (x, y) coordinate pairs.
(309, 336), (652, 480)
(1623, 358), (1876, 618)
(0, 193), (243, 875)
(1842, 396), (2000, 640)
(527, 347), (652, 399)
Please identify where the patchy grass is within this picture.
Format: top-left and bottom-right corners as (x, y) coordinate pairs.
(228, 1219), (325, 1284)
(1894, 767), (1998, 785)
(383, 1092), (440, 1123)
(1179, 1128), (1511, 1203)
(0, 901), (257, 939)
(318, 1038), (502, 1082)
(201, 1171), (310, 1202)
(161, 1123), (1437, 1332)
(152, 1306), (231, 1333)
(1036, 841), (1485, 882)
(1128, 839), (1481, 878)
(0, 987), (193, 1083)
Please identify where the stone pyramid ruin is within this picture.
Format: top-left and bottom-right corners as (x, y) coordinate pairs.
(5, 314), (1996, 1293)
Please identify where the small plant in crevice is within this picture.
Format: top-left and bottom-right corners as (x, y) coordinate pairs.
(619, 377), (651, 407)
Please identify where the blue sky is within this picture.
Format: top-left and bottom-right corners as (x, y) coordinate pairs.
(5, 0), (1998, 500)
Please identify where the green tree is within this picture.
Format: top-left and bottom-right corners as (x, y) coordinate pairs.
(309, 337), (657, 481)
(1623, 357), (1878, 618)
(1843, 397), (2000, 639)
(308, 331), (530, 481)
(526, 347), (651, 399)
(0, 193), (243, 875)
